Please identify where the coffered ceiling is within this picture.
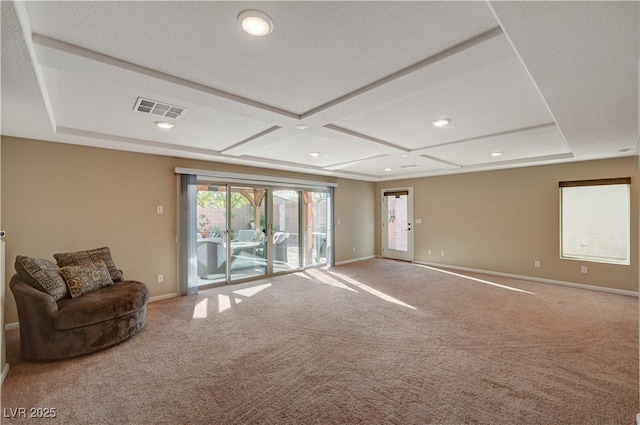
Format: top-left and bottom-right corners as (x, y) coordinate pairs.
(1, 1), (638, 181)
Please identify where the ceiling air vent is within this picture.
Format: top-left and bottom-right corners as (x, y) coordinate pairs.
(133, 97), (187, 120)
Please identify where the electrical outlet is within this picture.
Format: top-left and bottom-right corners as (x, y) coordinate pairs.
(534, 260), (541, 268)
(428, 249), (431, 255)
(157, 274), (164, 283)
(156, 205), (163, 214)
(352, 246), (356, 253)
(580, 266), (587, 274)
(440, 251), (445, 257)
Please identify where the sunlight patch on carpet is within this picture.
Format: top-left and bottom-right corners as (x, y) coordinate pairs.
(211, 284), (273, 315)
(293, 271), (312, 280)
(325, 270), (417, 310)
(233, 283), (272, 298)
(193, 298), (209, 319)
(305, 268), (358, 292)
(416, 264), (535, 294)
(218, 294), (232, 313)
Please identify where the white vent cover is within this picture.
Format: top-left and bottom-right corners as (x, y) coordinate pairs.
(133, 97), (187, 119)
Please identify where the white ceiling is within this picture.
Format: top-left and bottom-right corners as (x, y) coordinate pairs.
(1, 1), (638, 182)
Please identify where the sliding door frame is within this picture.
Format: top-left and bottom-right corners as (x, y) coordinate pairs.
(177, 168), (336, 291)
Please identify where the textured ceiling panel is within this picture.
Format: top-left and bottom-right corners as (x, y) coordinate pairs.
(240, 131), (393, 168)
(424, 124), (570, 166)
(334, 154), (459, 178)
(42, 67), (274, 152)
(333, 51), (557, 151)
(489, 1), (639, 156)
(23, 1), (500, 113)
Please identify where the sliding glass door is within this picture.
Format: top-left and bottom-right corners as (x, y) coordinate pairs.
(190, 178), (333, 288)
(272, 189), (301, 273)
(196, 184), (228, 285)
(304, 190), (329, 267)
(228, 186), (267, 282)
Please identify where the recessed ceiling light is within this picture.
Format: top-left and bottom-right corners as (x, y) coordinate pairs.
(491, 152), (503, 157)
(401, 154), (409, 158)
(155, 121), (174, 129)
(384, 168), (392, 172)
(296, 124), (309, 130)
(310, 152), (320, 157)
(432, 118), (451, 127)
(238, 10), (273, 36)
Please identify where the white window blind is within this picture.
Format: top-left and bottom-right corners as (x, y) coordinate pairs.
(559, 178), (630, 265)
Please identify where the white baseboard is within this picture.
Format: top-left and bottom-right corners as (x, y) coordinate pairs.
(4, 322), (18, 331)
(149, 293), (178, 303)
(413, 260), (638, 297)
(1, 363), (9, 384)
(335, 255), (375, 266)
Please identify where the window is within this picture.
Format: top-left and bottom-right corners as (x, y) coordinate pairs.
(560, 178), (631, 265)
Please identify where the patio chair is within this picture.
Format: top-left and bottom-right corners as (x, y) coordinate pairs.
(273, 232), (289, 262)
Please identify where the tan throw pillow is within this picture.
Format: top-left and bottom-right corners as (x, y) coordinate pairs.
(54, 247), (123, 282)
(15, 256), (69, 301)
(61, 261), (114, 298)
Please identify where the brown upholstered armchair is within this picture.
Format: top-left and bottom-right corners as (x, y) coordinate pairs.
(10, 275), (149, 361)
(10, 248), (149, 361)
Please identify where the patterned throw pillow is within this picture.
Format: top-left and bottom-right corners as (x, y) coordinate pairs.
(15, 256), (69, 301)
(54, 247), (123, 282)
(60, 260), (114, 298)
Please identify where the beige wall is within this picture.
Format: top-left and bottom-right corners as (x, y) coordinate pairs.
(334, 178), (376, 262)
(376, 157), (638, 292)
(1, 136), (373, 325)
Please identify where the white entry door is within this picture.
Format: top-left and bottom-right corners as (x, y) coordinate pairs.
(382, 188), (413, 261)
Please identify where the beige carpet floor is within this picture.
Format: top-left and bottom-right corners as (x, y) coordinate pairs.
(2, 259), (638, 424)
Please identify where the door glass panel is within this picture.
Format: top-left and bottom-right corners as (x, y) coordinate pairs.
(386, 194), (408, 252)
(304, 190), (328, 266)
(273, 189), (301, 272)
(229, 186), (267, 281)
(196, 184), (228, 285)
